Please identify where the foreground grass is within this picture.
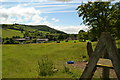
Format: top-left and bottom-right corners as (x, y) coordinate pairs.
(0, 45), (2, 79)
(2, 42), (89, 78)
(2, 41), (120, 78)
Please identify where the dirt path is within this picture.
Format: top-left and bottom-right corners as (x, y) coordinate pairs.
(68, 61), (117, 78)
(71, 61), (87, 69)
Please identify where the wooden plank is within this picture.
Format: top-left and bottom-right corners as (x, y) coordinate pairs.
(80, 33), (107, 79)
(97, 58), (113, 68)
(96, 64), (113, 69)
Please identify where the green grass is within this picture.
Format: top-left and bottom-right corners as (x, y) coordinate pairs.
(0, 44), (2, 79)
(0, 29), (2, 37)
(60, 40), (80, 43)
(2, 29), (23, 38)
(2, 41), (120, 78)
(2, 42), (88, 78)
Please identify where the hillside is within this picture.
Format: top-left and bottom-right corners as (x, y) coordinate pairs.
(1, 24), (66, 34)
(28, 25), (66, 34)
(2, 29), (23, 38)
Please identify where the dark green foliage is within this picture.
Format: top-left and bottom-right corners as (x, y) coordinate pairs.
(68, 34), (77, 40)
(32, 39), (36, 43)
(12, 36), (20, 38)
(65, 40), (68, 42)
(76, 2), (120, 39)
(3, 37), (19, 44)
(78, 30), (85, 34)
(56, 41), (60, 43)
(77, 32), (88, 42)
(74, 41), (76, 43)
(24, 31), (30, 37)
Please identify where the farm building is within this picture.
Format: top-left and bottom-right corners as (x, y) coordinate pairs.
(14, 38), (27, 44)
(36, 39), (49, 43)
(14, 37), (30, 44)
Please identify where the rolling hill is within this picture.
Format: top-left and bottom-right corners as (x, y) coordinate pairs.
(27, 25), (66, 34)
(1, 24), (66, 34)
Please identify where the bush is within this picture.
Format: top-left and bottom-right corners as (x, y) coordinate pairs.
(38, 56), (54, 76)
(56, 41), (60, 43)
(32, 39), (36, 43)
(3, 37), (18, 44)
(65, 40), (68, 42)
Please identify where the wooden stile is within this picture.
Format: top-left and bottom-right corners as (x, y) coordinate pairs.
(79, 32), (120, 80)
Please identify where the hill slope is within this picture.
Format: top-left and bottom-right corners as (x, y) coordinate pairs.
(2, 29), (23, 38)
(1, 24), (66, 34)
(28, 25), (66, 34)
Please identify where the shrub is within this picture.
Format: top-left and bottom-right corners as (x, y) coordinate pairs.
(65, 40), (68, 42)
(38, 56), (54, 76)
(56, 41), (60, 43)
(3, 38), (18, 44)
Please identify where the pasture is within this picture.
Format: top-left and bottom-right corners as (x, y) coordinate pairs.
(2, 41), (120, 78)
(2, 29), (23, 38)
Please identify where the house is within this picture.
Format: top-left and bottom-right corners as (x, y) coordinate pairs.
(36, 39), (49, 43)
(14, 38), (26, 44)
(14, 37), (30, 44)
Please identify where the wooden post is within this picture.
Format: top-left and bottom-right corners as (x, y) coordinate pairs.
(87, 42), (93, 58)
(105, 33), (120, 79)
(87, 42), (96, 79)
(102, 67), (109, 80)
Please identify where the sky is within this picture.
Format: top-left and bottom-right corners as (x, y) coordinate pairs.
(0, 0), (119, 34)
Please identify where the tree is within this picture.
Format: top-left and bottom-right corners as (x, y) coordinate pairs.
(76, 2), (120, 38)
(24, 31), (30, 37)
(78, 30), (85, 34)
(78, 32), (88, 42)
(111, 2), (120, 39)
(19, 26), (24, 33)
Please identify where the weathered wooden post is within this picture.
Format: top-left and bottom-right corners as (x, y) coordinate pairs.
(87, 41), (93, 58)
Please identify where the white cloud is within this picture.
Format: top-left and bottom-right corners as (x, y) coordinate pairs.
(54, 25), (88, 34)
(0, 5), (44, 24)
(0, 0), (48, 2)
(0, 0), (5, 2)
(0, 0), (119, 2)
(51, 18), (60, 22)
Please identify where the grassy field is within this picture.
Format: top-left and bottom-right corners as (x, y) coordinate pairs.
(2, 29), (23, 38)
(2, 42), (89, 78)
(2, 41), (120, 78)
(0, 44), (2, 79)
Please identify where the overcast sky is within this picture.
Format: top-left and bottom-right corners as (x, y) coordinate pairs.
(0, 0), (119, 34)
